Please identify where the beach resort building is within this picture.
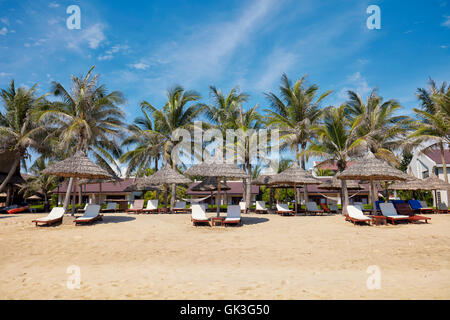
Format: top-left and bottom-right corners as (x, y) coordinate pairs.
(407, 149), (450, 206)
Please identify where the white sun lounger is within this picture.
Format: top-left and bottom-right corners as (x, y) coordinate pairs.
(74, 204), (102, 225)
(306, 201), (326, 215)
(255, 201), (268, 214)
(224, 205), (242, 225)
(346, 205), (371, 225)
(32, 207), (66, 226)
(276, 203), (295, 216)
(191, 204), (210, 226)
(102, 202), (117, 213)
(379, 203), (411, 225)
(142, 200), (159, 213)
(173, 201), (189, 213)
(239, 201), (247, 213)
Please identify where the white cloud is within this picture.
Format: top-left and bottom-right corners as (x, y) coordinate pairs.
(441, 45), (448, 49)
(0, 18), (9, 25)
(337, 72), (372, 102)
(49, 2), (60, 8)
(0, 72), (12, 77)
(442, 15), (450, 27)
(66, 23), (106, 50)
(129, 63), (150, 70)
(254, 48), (297, 91)
(0, 27), (7, 35)
(98, 54), (113, 61)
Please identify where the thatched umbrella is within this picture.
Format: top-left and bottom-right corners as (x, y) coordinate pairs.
(269, 163), (321, 213)
(123, 180), (163, 192)
(141, 164), (191, 212)
(185, 161), (248, 217)
(337, 152), (406, 214)
(42, 151), (113, 215)
(390, 175), (429, 191)
(318, 176), (362, 207)
(191, 177), (230, 208)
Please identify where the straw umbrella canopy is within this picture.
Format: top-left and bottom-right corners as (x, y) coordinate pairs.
(390, 175), (430, 191)
(269, 163), (321, 213)
(191, 177), (230, 207)
(123, 179), (163, 192)
(337, 152), (406, 213)
(185, 161), (248, 217)
(140, 164), (191, 211)
(318, 177), (362, 190)
(26, 194), (42, 200)
(42, 151), (113, 215)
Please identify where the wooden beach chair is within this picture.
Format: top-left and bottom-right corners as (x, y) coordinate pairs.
(191, 204), (210, 226)
(379, 203), (411, 225)
(239, 201), (247, 214)
(320, 203), (331, 214)
(345, 205), (371, 226)
(126, 199), (145, 214)
(32, 207), (65, 227)
(255, 201), (268, 214)
(276, 203), (295, 216)
(224, 205), (242, 226)
(394, 202), (431, 224)
(408, 200), (434, 215)
(142, 200), (159, 214)
(437, 202), (449, 214)
(101, 202), (117, 213)
(74, 204), (103, 226)
(306, 202), (326, 216)
(172, 201), (189, 214)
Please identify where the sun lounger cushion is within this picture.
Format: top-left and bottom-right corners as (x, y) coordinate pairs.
(379, 203), (409, 219)
(277, 204), (291, 212)
(225, 205), (241, 223)
(347, 205), (371, 221)
(256, 201), (267, 211)
(33, 207), (65, 222)
(191, 204), (208, 221)
(74, 205), (101, 222)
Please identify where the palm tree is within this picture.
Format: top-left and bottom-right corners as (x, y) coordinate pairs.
(304, 105), (364, 215)
(204, 86), (249, 133)
(345, 89), (413, 202)
(120, 108), (165, 177)
(142, 85), (205, 209)
(345, 89), (412, 165)
(232, 104), (263, 209)
(265, 73), (332, 203)
(38, 66), (126, 211)
(408, 79), (450, 202)
(19, 158), (59, 212)
(0, 80), (47, 193)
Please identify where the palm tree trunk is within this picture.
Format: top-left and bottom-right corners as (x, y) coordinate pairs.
(245, 163), (252, 212)
(71, 178), (78, 216)
(440, 141), (448, 183)
(6, 184), (12, 206)
(298, 144), (308, 205)
(439, 141), (449, 205)
(78, 185), (82, 205)
(63, 177), (74, 211)
(170, 183), (176, 213)
(269, 188), (274, 209)
(0, 157), (20, 192)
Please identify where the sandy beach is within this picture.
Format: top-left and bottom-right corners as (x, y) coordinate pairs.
(0, 212), (449, 300)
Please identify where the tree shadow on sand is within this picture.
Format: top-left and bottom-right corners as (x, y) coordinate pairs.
(241, 217), (269, 225)
(100, 216), (136, 224)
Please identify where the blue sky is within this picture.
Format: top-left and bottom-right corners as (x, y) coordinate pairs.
(0, 0), (449, 171)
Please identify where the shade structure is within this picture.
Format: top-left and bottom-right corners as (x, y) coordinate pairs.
(143, 164), (191, 185)
(423, 175), (450, 190)
(269, 162), (320, 212)
(42, 151), (113, 215)
(185, 161), (248, 217)
(191, 177), (231, 192)
(390, 175), (432, 191)
(123, 179), (163, 192)
(26, 194), (42, 200)
(337, 152), (406, 213)
(42, 151), (113, 179)
(318, 177), (362, 190)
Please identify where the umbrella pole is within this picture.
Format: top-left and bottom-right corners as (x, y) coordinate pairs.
(217, 177), (221, 217)
(294, 183), (297, 213)
(71, 178), (77, 216)
(371, 179), (376, 215)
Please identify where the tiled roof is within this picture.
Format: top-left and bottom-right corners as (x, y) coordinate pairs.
(424, 149), (450, 165)
(186, 181), (259, 195)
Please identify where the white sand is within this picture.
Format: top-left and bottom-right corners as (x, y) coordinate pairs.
(0, 212), (449, 299)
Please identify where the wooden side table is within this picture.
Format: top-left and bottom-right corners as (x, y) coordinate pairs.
(211, 216), (224, 226)
(371, 215), (387, 226)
